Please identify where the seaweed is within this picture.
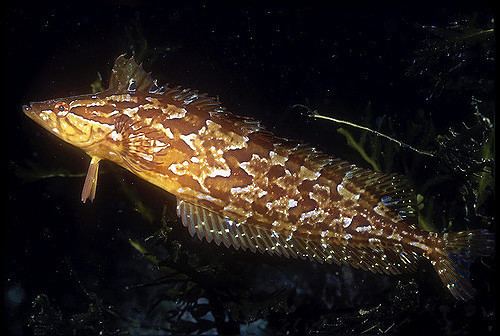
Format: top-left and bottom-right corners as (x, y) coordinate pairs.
(9, 160), (87, 183)
(405, 17), (495, 101)
(306, 100), (494, 233)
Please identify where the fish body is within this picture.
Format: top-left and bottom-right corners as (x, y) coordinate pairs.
(23, 55), (493, 300)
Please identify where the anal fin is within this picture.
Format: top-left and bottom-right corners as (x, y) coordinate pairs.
(81, 157), (100, 203)
(176, 199), (303, 256)
(175, 199), (424, 276)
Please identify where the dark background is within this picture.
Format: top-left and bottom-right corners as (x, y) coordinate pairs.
(2, 1), (496, 335)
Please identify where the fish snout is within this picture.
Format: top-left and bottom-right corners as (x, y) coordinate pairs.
(22, 102), (50, 124)
(22, 104), (38, 122)
(22, 104), (33, 115)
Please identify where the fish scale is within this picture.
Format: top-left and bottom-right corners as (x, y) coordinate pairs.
(23, 54), (494, 301)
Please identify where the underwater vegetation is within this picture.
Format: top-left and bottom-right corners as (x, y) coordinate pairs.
(6, 5), (494, 336)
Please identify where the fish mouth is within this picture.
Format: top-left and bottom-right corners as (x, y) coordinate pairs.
(22, 104), (33, 115)
(22, 103), (39, 122)
(22, 102), (54, 134)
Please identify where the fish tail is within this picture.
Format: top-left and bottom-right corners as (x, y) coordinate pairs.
(431, 229), (494, 300)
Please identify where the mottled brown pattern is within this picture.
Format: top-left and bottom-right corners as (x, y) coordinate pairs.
(24, 55), (493, 301)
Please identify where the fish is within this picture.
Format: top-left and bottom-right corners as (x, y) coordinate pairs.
(23, 54), (494, 300)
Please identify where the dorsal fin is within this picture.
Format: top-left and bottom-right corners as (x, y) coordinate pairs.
(261, 139), (419, 226)
(318, 157), (418, 225)
(196, 97), (418, 226)
(111, 54), (418, 226)
(108, 54), (153, 93)
(157, 79), (419, 226)
(176, 199), (420, 275)
(159, 84), (266, 135)
(349, 168), (418, 224)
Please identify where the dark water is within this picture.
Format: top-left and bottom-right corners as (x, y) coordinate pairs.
(3, 2), (495, 335)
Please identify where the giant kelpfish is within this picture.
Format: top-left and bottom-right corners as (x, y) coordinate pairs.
(23, 54), (494, 300)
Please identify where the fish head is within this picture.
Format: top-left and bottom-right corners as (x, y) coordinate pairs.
(23, 94), (120, 150)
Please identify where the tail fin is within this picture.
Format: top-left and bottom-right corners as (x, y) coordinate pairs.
(432, 230), (495, 300)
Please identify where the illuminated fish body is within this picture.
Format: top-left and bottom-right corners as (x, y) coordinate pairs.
(23, 55), (493, 300)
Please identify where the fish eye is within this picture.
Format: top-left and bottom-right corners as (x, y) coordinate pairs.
(54, 102), (69, 116)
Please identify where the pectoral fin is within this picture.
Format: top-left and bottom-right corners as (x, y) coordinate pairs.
(81, 157), (101, 203)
